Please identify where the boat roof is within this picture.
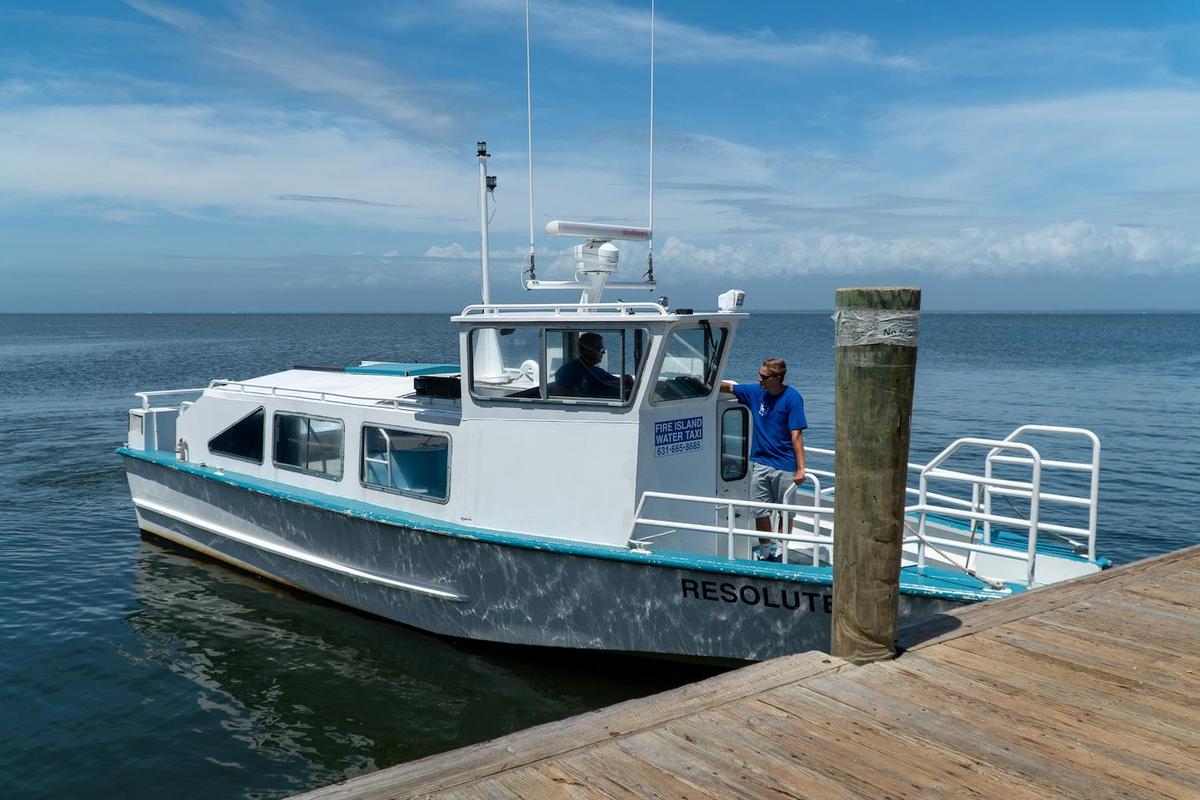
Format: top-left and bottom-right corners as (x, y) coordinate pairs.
(210, 367), (428, 407)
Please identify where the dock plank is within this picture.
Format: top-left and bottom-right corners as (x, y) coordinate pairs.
(662, 703), (932, 800)
(888, 653), (1200, 764)
(882, 656), (1200, 796)
(610, 727), (789, 800)
(552, 744), (722, 800)
(743, 690), (1070, 800)
(777, 676), (1132, 800)
(912, 642), (1200, 745)
(294, 544), (1200, 800)
(896, 544), (1200, 650)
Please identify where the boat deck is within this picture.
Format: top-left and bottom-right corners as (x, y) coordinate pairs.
(292, 544), (1200, 799)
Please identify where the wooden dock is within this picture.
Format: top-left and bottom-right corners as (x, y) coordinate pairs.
(295, 545), (1200, 799)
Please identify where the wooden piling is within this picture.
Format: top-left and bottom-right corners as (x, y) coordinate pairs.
(831, 287), (921, 664)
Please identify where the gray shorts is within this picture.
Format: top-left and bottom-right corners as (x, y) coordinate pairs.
(751, 462), (795, 518)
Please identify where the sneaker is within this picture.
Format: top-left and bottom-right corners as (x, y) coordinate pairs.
(752, 544), (783, 563)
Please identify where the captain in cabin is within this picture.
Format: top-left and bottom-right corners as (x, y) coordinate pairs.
(552, 331), (624, 399)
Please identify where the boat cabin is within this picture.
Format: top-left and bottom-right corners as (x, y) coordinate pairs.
(146, 298), (752, 555)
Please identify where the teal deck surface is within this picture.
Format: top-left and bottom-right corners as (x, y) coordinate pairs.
(345, 362), (459, 376)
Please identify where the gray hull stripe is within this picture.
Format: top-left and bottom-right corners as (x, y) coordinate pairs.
(133, 497), (469, 602)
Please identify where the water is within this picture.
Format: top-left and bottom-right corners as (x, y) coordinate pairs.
(1, 312), (1197, 798)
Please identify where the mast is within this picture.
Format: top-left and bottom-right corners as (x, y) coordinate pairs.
(476, 141), (495, 304)
(474, 141), (503, 378)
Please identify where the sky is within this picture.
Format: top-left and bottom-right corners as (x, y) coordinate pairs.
(2, 0), (1199, 312)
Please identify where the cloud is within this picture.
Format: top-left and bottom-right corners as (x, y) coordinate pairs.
(875, 89), (1200, 197)
(125, 0), (453, 131)
(0, 101), (472, 230)
(657, 223), (1200, 278)
(276, 194), (406, 208)
(922, 26), (1197, 81)
(423, 243), (554, 260)
(446, 0), (917, 70)
(424, 243), (475, 259)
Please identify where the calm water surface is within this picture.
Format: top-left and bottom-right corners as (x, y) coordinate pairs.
(1, 312), (1197, 798)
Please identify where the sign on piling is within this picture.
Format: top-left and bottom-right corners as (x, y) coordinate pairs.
(831, 287), (921, 664)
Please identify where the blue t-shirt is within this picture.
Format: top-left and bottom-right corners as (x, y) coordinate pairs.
(731, 384), (807, 471)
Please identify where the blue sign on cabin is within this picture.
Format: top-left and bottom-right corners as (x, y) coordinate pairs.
(654, 416), (703, 457)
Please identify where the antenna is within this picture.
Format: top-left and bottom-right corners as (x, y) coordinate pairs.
(646, 0), (655, 284)
(519, 0), (657, 304)
(524, 0), (537, 282)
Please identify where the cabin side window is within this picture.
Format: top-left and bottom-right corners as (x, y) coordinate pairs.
(653, 324), (728, 402)
(721, 406), (750, 481)
(468, 326), (648, 406)
(208, 407), (265, 464)
(361, 426), (450, 502)
(273, 413), (344, 479)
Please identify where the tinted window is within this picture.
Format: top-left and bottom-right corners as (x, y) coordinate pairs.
(362, 426), (449, 501)
(468, 326), (648, 405)
(273, 413), (343, 478)
(721, 407), (749, 481)
(546, 328), (645, 402)
(469, 327), (542, 400)
(208, 407), (264, 463)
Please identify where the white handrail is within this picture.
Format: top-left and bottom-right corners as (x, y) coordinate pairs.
(457, 301), (671, 318)
(209, 380), (431, 410)
(628, 485), (829, 566)
(807, 425), (1101, 580)
(920, 438), (1042, 586)
(135, 388), (206, 411)
(990, 425), (1100, 560)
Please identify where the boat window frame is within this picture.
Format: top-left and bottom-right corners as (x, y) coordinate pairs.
(467, 323), (651, 408)
(207, 405), (266, 465)
(271, 410), (346, 482)
(720, 405), (750, 482)
(648, 321), (731, 406)
(358, 422), (452, 504)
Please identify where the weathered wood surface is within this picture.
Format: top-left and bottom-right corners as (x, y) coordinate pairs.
(831, 286), (921, 664)
(294, 544), (1200, 800)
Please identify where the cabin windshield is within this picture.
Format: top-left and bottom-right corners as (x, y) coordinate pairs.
(469, 325), (650, 405)
(652, 324), (728, 402)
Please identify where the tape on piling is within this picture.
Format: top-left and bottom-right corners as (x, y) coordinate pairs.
(832, 309), (920, 347)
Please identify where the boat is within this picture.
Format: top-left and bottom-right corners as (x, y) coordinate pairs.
(118, 145), (1108, 662)
(118, 8), (1108, 659)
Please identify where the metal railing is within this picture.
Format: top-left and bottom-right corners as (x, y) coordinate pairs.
(456, 301), (672, 318)
(627, 425), (1101, 590)
(207, 379), (435, 410)
(911, 438), (1044, 586)
(985, 425), (1100, 560)
(628, 474), (829, 566)
(135, 388), (207, 411)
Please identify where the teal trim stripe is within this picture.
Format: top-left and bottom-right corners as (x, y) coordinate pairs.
(345, 362), (459, 376)
(117, 447), (1014, 602)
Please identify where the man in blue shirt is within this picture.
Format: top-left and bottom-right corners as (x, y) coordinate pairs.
(721, 357), (807, 561)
